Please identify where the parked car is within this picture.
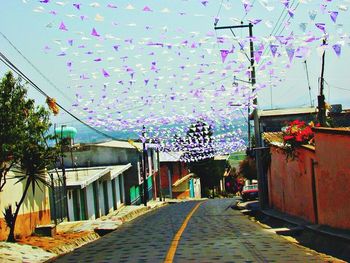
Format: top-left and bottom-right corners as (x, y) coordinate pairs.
(241, 184), (258, 202)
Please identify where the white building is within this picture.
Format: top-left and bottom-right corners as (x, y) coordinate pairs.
(51, 164), (130, 221)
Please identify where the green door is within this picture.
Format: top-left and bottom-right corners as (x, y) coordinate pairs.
(80, 189), (87, 220)
(72, 190), (80, 221)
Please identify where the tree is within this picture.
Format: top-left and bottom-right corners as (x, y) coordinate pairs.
(238, 156), (257, 181)
(0, 72), (32, 191)
(0, 72), (58, 242)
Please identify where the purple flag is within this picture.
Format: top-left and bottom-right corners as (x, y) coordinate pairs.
(220, 50), (230, 63)
(102, 69), (110, 77)
(254, 50), (263, 63)
(68, 39), (73, 46)
(73, 3), (81, 10)
(286, 47), (295, 62)
(59, 22), (67, 31)
(270, 45), (278, 57)
(315, 23), (326, 33)
(143, 6), (152, 12)
(107, 3), (117, 8)
(333, 44), (341, 57)
(330, 11), (338, 23)
(91, 28), (100, 37)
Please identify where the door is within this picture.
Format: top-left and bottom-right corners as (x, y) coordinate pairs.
(72, 190), (80, 221)
(79, 189), (87, 220)
(92, 181), (100, 218)
(103, 181), (109, 215)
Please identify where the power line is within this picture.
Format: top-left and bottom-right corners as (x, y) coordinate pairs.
(0, 51), (129, 142)
(0, 31), (73, 103)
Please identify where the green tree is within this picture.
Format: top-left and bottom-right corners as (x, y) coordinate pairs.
(0, 72), (58, 242)
(238, 156), (257, 181)
(0, 72), (32, 191)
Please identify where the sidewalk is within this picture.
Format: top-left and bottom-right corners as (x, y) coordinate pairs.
(237, 200), (350, 261)
(0, 199), (172, 263)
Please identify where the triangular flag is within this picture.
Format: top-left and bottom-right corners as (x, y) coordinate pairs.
(329, 11), (338, 23)
(59, 22), (67, 31)
(220, 50), (230, 63)
(333, 44), (341, 57)
(91, 28), (100, 37)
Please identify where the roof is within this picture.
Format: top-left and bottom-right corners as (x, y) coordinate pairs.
(172, 173), (193, 187)
(258, 107), (317, 118)
(95, 140), (138, 149)
(159, 152), (182, 162)
(50, 164), (131, 189)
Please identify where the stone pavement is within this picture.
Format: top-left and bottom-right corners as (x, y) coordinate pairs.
(0, 241), (55, 263)
(53, 198), (341, 262)
(0, 199), (169, 262)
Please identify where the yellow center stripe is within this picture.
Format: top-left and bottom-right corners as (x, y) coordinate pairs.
(164, 202), (203, 263)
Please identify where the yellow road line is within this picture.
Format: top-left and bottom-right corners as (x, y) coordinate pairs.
(164, 202), (203, 263)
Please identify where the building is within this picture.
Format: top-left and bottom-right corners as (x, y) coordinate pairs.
(159, 152), (201, 199)
(256, 107), (317, 133)
(0, 169), (51, 240)
(59, 140), (158, 207)
(51, 164), (129, 221)
(264, 127), (350, 230)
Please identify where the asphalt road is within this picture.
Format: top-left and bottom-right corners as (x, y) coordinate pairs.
(53, 199), (337, 263)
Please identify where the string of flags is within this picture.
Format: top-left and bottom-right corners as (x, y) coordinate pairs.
(19, 0), (350, 160)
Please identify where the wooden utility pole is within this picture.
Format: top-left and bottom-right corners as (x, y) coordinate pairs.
(215, 23), (268, 209)
(318, 38), (327, 126)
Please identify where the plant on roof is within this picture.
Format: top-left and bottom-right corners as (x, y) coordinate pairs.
(282, 120), (318, 159)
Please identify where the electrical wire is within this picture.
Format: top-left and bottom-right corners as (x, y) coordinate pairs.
(0, 51), (129, 142)
(0, 31), (73, 103)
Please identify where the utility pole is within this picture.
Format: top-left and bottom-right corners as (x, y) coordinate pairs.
(215, 23), (268, 209)
(142, 126), (148, 206)
(318, 38), (327, 126)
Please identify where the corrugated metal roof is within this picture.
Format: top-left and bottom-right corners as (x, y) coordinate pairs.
(50, 164), (132, 189)
(259, 107), (317, 117)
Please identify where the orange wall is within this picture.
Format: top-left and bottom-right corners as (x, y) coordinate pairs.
(269, 146), (316, 223)
(0, 209), (51, 241)
(268, 128), (350, 230)
(314, 130), (350, 229)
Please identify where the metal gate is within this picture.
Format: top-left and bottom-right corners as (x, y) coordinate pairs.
(49, 171), (68, 224)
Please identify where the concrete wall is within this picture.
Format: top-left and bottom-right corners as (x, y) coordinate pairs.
(268, 146), (317, 223)
(63, 145), (140, 205)
(0, 170), (51, 240)
(268, 128), (350, 230)
(160, 162), (190, 199)
(313, 128), (350, 229)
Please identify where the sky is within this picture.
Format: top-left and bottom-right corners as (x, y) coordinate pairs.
(0, 0), (349, 153)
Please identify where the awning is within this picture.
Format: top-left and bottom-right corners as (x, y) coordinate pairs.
(51, 163), (132, 189)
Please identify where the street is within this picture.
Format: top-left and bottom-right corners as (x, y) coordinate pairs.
(52, 199), (337, 263)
